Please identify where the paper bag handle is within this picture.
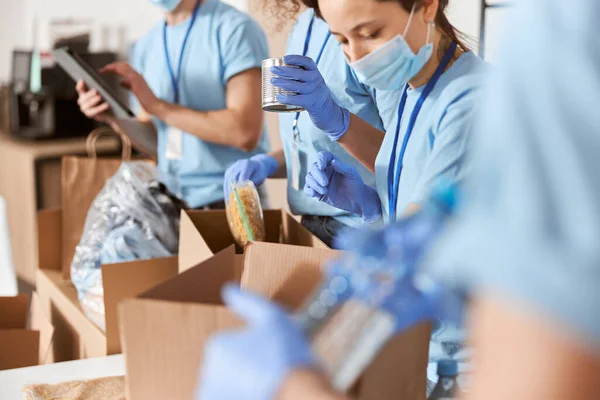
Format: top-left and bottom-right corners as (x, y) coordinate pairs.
(86, 127), (132, 161)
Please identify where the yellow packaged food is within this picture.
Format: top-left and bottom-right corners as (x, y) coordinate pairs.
(226, 181), (266, 246)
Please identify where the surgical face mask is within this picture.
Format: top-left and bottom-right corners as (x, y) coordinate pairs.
(350, 4), (434, 90)
(148, 0), (182, 12)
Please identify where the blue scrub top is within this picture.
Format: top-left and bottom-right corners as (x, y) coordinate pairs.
(130, 0), (270, 208)
(428, 0), (600, 352)
(375, 52), (486, 223)
(280, 9), (389, 228)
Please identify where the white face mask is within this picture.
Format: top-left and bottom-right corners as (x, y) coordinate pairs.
(148, 0), (182, 12)
(350, 4), (434, 90)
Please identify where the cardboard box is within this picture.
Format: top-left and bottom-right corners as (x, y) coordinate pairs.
(178, 209), (328, 273)
(0, 293), (53, 370)
(36, 209), (178, 360)
(120, 242), (431, 400)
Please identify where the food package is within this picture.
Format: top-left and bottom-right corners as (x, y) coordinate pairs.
(70, 162), (185, 330)
(22, 376), (125, 400)
(226, 180), (266, 246)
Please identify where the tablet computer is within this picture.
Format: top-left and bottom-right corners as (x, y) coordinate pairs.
(52, 47), (157, 156)
(52, 47), (135, 119)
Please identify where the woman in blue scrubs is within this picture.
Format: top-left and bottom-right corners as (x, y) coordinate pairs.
(281, 0), (486, 224)
(224, 7), (392, 247)
(269, 0), (485, 391)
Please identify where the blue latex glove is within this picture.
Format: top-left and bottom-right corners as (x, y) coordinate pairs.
(196, 284), (315, 400)
(271, 55), (350, 141)
(304, 151), (381, 222)
(223, 154), (278, 202)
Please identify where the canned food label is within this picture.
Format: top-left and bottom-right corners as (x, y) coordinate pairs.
(165, 126), (183, 160)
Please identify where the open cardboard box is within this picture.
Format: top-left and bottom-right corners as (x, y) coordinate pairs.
(178, 209), (328, 273)
(36, 209), (178, 360)
(0, 293), (54, 370)
(120, 242), (432, 400)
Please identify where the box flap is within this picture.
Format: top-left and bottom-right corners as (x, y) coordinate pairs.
(37, 209), (62, 271)
(179, 210), (214, 273)
(262, 210), (284, 243)
(281, 212), (328, 249)
(102, 256), (178, 355)
(36, 269), (107, 358)
(30, 292), (55, 365)
(141, 246), (240, 305)
(0, 330), (40, 370)
(120, 299), (241, 400)
(0, 294), (29, 329)
(241, 243), (339, 311)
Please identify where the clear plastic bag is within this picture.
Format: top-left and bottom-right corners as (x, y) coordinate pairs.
(226, 180), (266, 247)
(70, 162), (184, 331)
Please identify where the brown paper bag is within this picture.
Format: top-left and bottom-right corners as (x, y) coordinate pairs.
(61, 128), (132, 279)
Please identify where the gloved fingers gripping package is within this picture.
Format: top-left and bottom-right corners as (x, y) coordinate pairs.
(295, 186), (461, 391)
(70, 162), (186, 331)
(226, 180), (266, 247)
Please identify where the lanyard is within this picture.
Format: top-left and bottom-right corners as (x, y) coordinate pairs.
(387, 41), (458, 222)
(163, 0), (201, 104)
(292, 15), (332, 138)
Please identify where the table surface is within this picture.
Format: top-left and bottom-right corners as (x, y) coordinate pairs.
(0, 355), (125, 399)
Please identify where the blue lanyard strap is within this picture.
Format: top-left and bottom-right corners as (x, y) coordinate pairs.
(163, 0), (201, 104)
(387, 41), (458, 222)
(292, 15), (332, 137)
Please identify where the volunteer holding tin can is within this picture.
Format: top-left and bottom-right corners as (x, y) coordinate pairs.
(270, 0), (485, 391)
(291, 0), (486, 223)
(224, 7), (393, 247)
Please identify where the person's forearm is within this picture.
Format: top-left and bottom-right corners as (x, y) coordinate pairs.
(338, 114), (386, 173)
(464, 294), (600, 400)
(278, 370), (350, 400)
(153, 101), (262, 152)
(268, 148), (287, 179)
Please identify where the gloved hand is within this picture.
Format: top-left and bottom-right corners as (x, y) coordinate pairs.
(304, 151), (381, 222)
(331, 200), (463, 331)
(196, 284), (315, 400)
(224, 154), (278, 202)
(271, 55), (350, 141)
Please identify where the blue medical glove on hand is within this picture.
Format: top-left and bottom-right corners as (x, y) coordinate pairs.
(271, 55), (350, 141)
(196, 284), (315, 400)
(304, 151), (382, 222)
(223, 154), (278, 202)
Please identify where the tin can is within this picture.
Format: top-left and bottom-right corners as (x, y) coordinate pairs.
(261, 58), (305, 113)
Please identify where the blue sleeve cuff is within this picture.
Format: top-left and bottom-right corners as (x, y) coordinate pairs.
(328, 108), (351, 142)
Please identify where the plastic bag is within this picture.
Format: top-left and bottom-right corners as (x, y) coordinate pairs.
(226, 180), (266, 246)
(70, 162), (185, 331)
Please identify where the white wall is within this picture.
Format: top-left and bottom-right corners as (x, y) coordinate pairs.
(0, 0), (247, 82)
(447, 0), (482, 51)
(0, 0), (28, 83)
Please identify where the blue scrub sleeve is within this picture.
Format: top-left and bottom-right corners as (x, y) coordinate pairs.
(408, 88), (477, 206)
(219, 18), (269, 85)
(427, 0), (600, 350)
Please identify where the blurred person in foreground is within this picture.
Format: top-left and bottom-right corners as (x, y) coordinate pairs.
(195, 0), (600, 399)
(76, 0), (270, 209)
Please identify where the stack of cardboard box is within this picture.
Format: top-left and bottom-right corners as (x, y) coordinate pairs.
(35, 201), (431, 399)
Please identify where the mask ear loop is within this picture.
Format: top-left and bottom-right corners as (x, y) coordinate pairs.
(402, 2), (418, 38)
(426, 20), (433, 46)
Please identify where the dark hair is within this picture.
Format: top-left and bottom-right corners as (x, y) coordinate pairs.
(265, 0), (471, 51)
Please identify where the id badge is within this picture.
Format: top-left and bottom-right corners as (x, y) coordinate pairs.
(291, 137), (301, 191)
(165, 127), (183, 160)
